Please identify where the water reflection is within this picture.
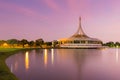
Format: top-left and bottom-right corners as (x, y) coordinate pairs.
(51, 49), (54, 64)
(116, 48), (119, 62)
(25, 51), (29, 70)
(14, 61), (18, 71)
(6, 49), (120, 80)
(44, 49), (48, 67)
(10, 64), (13, 73)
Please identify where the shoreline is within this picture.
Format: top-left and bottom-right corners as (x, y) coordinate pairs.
(0, 47), (112, 80)
(0, 48), (35, 80)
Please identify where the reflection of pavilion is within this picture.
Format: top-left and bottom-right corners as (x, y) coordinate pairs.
(56, 49), (102, 80)
(58, 17), (102, 48)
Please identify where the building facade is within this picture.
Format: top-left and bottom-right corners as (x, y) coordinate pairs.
(58, 17), (102, 48)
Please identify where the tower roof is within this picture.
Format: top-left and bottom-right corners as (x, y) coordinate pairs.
(70, 17), (89, 38)
(58, 17), (102, 42)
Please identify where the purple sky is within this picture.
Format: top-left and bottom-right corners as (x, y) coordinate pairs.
(0, 0), (120, 42)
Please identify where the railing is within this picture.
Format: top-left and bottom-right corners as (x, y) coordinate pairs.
(60, 43), (102, 48)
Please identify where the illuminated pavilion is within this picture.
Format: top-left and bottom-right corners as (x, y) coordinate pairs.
(58, 17), (103, 48)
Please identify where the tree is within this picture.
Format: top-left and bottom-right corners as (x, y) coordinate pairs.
(52, 40), (58, 47)
(20, 39), (28, 48)
(44, 42), (52, 47)
(28, 41), (34, 48)
(104, 41), (115, 47)
(115, 42), (120, 47)
(0, 40), (6, 46)
(7, 39), (19, 47)
(35, 38), (44, 48)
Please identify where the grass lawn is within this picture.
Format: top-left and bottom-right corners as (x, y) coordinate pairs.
(0, 48), (20, 52)
(0, 48), (32, 80)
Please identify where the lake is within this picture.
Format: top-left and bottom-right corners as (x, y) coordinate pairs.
(6, 48), (120, 80)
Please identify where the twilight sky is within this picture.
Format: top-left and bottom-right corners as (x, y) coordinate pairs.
(0, 0), (120, 42)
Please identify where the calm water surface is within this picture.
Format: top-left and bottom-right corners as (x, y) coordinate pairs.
(6, 48), (120, 80)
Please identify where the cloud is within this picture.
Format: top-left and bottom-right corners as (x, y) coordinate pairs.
(66, 0), (79, 12)
(0, 1), (47, 19)
(43, 0), (62, 12)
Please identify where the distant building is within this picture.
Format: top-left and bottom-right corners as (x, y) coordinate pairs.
(58, 17), (102, 48)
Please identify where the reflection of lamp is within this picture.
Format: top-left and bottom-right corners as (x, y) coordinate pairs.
(25, 51), (29, 70)
(51, 49), (54, 64)
(116, 48), (119, 63)
(44, 49), (48, 67)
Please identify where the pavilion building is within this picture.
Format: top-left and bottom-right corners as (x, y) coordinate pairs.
(57, 17), (103, 48)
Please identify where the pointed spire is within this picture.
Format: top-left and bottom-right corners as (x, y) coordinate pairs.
(79, 16), (81, 24)
(70, 17), (89, 38)
(75, 16), (85, 35)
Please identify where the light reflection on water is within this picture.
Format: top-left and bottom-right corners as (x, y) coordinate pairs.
(51, 49), (54, 64)
(44, 49), (48, 67)
(25, 51), (29, 70)
(6, 48), (120, 80)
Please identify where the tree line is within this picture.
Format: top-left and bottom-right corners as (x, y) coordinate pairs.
(0, 38), (55, 48)
(0, 39), (120, 48)
(103, 41), (120, 47)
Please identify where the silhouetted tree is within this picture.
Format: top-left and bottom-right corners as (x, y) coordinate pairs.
(7, 39), (19, 47)
(115, 42), (120, 47)
(20, 39), (28, 48)
(104, 41), (115, 47)
(28, 41), (34, 48)
(44, 42), (52, 46)
(52, 40), (58, 47)
(35, 38), (44, 48)
(0, 40), (7, 46)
